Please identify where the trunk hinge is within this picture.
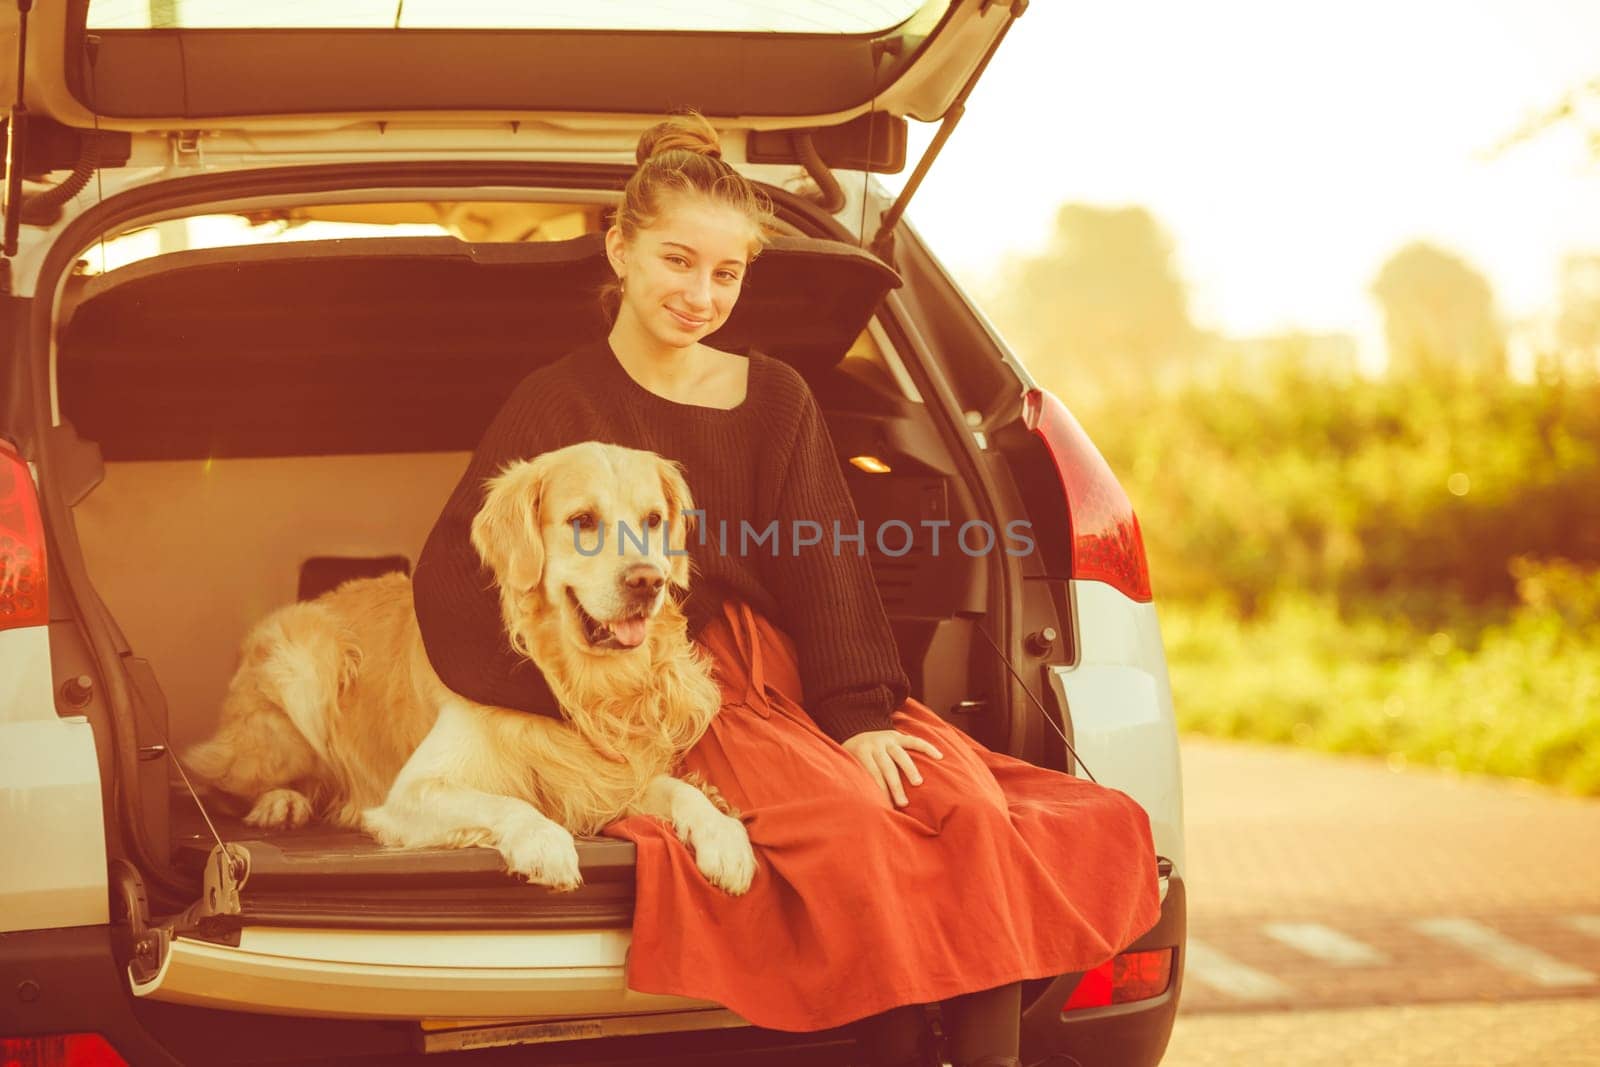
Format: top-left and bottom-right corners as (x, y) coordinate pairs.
(157, 842), (250, 948)
(143, 841), (251, 955)
(868, 0), (1028, 267)
(112, 844), (248, 991)
(3, 0), (35, 258)
(122, 844), (249, 989)
(170, 130), (205, 167)
(199, 842), (248, 919)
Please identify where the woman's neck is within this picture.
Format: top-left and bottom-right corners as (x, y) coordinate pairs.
(608, 314), (699, 395)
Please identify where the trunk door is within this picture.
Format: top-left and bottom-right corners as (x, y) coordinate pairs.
(5, 1), (1021, 141)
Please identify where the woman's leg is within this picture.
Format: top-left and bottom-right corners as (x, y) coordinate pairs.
(851, 1003), (938, 1067)
(940, 980), (1022, 1065)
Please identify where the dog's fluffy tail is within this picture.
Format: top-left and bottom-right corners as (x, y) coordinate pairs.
(182, 602), (361, 807)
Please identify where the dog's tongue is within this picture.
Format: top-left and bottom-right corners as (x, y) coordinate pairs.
(610, 617), (648, 648)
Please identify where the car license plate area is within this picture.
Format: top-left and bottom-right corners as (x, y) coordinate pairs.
(418, 1007), (748, 1054)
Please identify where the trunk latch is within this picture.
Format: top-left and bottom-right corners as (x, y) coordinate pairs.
(171, 130), (205, 167)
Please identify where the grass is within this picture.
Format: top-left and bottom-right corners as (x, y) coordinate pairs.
(1160, 581), (1600, 796)
(1063, 367), (1600, 794)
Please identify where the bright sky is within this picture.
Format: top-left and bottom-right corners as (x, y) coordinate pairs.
(889, 0), (1600, 369)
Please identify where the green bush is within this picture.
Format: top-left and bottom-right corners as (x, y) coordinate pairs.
(1072, 366), (1600, 789)
(1082, 368), (1600, 622)
(1162, 560), (1600, 794)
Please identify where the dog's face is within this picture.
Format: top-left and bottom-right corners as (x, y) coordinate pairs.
(470, 442), (695, 656)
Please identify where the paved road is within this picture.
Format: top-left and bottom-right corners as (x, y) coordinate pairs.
(1175, 737), (1600, 1014)
(1164, 999), (1600, 1067)
(1180, 737), (1600, 921)
(1165, 737), (1600, 1062)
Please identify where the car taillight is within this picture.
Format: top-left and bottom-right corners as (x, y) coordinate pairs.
(0, 442), (49, 630)
(1061, 948), (1174, 1011)
(1021, 388), (1152, 602)
(0, 1033), (128, 1067)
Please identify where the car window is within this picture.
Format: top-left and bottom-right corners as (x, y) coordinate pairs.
(78, 201), (606, 276)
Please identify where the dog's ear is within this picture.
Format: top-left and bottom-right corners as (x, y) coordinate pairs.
(471, 458), (548, 596)
(656, 457), (696, 591)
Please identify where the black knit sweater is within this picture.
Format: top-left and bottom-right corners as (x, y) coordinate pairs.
(411, 339), (910, 742)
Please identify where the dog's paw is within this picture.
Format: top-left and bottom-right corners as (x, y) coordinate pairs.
(244, 788), (313, 830)
(501, 819), (584, 892)
(690, 813), (757, 895)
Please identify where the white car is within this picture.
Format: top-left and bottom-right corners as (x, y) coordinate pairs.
(0, 2), (1185, 1064)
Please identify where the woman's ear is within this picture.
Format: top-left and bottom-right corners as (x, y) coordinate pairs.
(655, 457), (697, 591)
(470, 458), (548, 597)
(604, 225), (627, 280)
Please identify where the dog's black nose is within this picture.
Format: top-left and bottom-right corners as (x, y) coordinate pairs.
(622, 564), (665, 599)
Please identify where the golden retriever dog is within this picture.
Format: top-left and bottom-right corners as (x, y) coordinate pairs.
(181, 441), (756, 894)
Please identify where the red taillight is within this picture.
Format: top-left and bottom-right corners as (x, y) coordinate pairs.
(0, 1033), (129, 1067)
(0, 442), (49, 630)
(1062, 948), (1174, 1012)
(1022, 389), (1152, 602)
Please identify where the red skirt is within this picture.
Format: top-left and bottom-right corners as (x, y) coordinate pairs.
(600, 599), (1161, 1033)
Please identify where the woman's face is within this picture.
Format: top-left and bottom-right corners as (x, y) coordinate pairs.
(606, 195), (758, 350)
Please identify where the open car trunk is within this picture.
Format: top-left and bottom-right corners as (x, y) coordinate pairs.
(57, 230), (1001, 1020)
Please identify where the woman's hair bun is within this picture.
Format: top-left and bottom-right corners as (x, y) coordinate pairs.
(636, 110), (722, 165)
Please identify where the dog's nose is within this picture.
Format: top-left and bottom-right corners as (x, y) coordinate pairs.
(622, 564), (665, 600)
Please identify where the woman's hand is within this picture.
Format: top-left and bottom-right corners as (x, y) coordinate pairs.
(841, 729), (944, 807)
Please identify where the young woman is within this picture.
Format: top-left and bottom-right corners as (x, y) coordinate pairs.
(411, 112), (1161, 1067)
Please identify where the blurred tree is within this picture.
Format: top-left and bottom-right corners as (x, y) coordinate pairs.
(1556, 253), (1600, 378)
(1371, 242), (1506, 382)
(1490, 75), (1600, 163)
(1213, 330), (1360, 388)
(988, 204), (1196, 400)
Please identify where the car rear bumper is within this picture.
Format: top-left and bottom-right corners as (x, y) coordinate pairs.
(1022, 875), (1187, 1067)
(1, 922), (861, 1065)
(3, 877), (1184, 1067)
(129, 923), (712, 1020)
